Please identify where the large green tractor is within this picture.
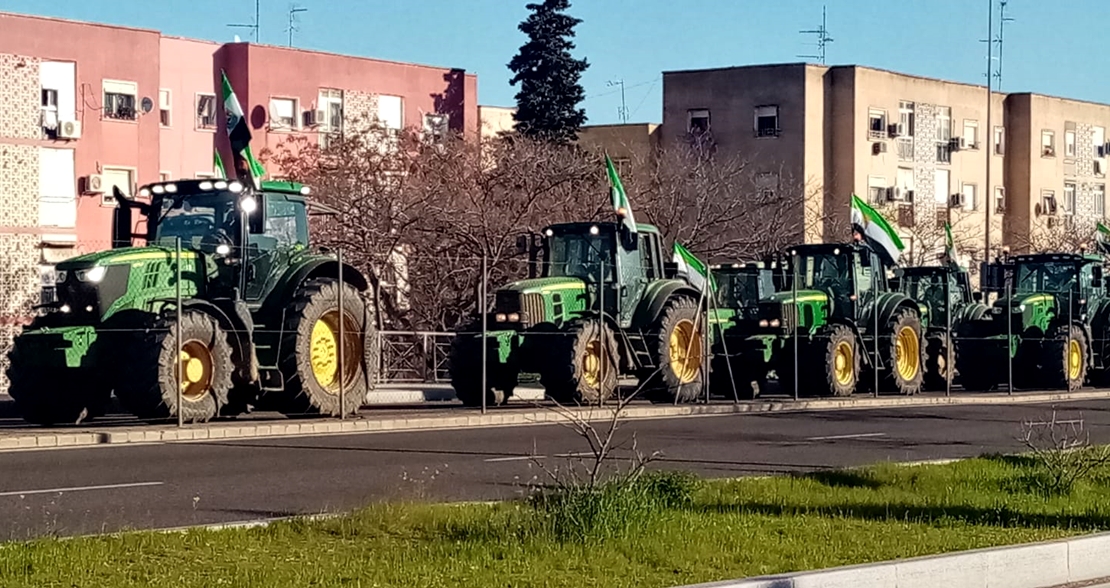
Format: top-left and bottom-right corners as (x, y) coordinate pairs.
(745, 242), (926, 397)
(7, 178), (377, 425)
(707, 260), (790, 399)
(449, 221), (709, 406)
(890, 265), (990, 390)
(956, 252), (1107, 391)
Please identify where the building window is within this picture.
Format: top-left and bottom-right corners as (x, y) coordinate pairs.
(753, 105), (779, 138)
(377, 95), (404, 135)
(102, 80), (138, 121)
(1065, 123), (1077, 158)
(158, 89), (171, 127)
(40, 61), (75, 136)
(868, 108), (887, 140)
(1064, 182), (1077, 215)
(994, 126), (1005, 155)
(100, 167), (134, 207)
(1042, 130), (1056, 157)
(896, 99), (914, 161)
(612, 158), (631, 177)
(1042, 190), (1057, 216)
(868, 176), (887, 204)
(936, 142), (952, 164)
(937, 106), (952, 142)
(317, 89), (344, 148)
(196, 93), (217, 130)
(687, 109), (710, 135)
(1096, 184), (1106, 217)
(159, 171), (171, 182)
(934, 169), (950, 205)
(41, 88), (59, 137)
(962, 120), (978, 149)
(961, 183), (977, 210)
(195, 172), (216, 179)
(896, 167), (914, 202)
(995, 186), (1006, 214)
(269, 97), (297, 130)
(39, 147), (76, 229)
(423, 113), (449, 145)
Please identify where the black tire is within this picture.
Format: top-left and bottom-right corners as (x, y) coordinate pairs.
(6, 343), (111, 426)
(818, 324), (859, 397)
(278, 278), (373, 416)
(115, 310), (233, 423)
(1042, 324), (1087, 391)
(709, 352), (761, 400)
(955, 319), (1001, 391)
(645, 296), (709, 404)
(540, 319), (618, 405)
(448, 323), (513, 408)
(882, 308), (925, 395)
(923, 332), (953, 391)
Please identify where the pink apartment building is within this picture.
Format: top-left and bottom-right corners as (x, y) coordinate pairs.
(0, 10), (478, 371)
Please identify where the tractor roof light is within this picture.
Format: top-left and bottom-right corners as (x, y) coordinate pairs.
(151, 185), (165, 195)
(544, 229), (554, 237)
(164, 183), (178, 194)
(214, 180), (228, 190)
(589, 225), (600, 235)
(139, 188), (151, 197)
(198, 181), (214, 191)
(300, 186), (311, 195)
(228, 181), (244, 193)
(240, 196), (258, 214)
(216, 244), (231, 256)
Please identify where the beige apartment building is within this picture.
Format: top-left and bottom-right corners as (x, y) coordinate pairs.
(649, 62), (1110, 265)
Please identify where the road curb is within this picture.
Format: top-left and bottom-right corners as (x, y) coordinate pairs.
(679, 531), (1110, 588)
(2, 389), (1109, 452)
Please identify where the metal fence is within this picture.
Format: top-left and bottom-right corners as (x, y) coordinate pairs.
(377, 330), (456, 383)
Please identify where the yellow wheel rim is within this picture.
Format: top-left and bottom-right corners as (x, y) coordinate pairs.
(894, 326), (920, 381)
(833, 341), (854, 386)
(582, 340), (602, 389)
(668, 319), (703, 384)
(179, 340), (213, 402)
(309, 310), (361, 393)
(1068, 339), (1082, 381)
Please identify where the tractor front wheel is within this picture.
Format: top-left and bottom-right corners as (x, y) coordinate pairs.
(7, 348), (111, 426)
(541, 319), (618, 405)
(449, 323), (512, 408)
(115, 310), (233, 423)
(883, 309), (925, 395)
(1043, 324), (1087, 391)
(924, 333), (953, 391)
(279, 278), (372, 417)
(819, 324), (859, 397)
(645, 296), (708, 404)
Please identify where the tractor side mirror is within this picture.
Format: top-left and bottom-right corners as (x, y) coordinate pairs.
(515, 234), (530, 256)
(111, 186), (133, 249)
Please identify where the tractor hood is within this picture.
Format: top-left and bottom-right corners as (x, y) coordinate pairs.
(991, 293), (1056, 315)
(51, 246), (206, 322)
(755, 290), (829, 331)
(492, 277), (587, 328)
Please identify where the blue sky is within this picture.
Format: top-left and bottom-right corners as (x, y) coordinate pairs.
(4, 0), (1105, 125)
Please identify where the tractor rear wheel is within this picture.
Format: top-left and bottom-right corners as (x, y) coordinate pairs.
(7, 347), (111, 426)
(279, 278), (371, 417)
(883, 309), (925, 395)
(115, 310), (233, 423)
(449, 323), (511, 407)
(645, 296), (708, 404)
(924, 332), (953, 391)
(1043, 324), (1087, 391)
(819, 324), (858, 397)
(541, 319), (618, 405)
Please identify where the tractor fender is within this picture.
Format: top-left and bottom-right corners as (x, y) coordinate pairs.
(181, 299), (257, 384)
(630, 279), (703, 329)
(871, 292), (920, 328)
(960, 302), (992, 324)
(261, 258), (370, 318)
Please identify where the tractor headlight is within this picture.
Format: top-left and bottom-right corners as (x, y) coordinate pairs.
(240, 196), (258, 214)
(495, 313), (507, 322)
(54, 270), (67, 283)
(215, 244), (231, 256)
(759, 319), (769, 328)
(76, 266), (106, 283)
(507, 313), (521, 322)
(769, 319), (780, 328)
(59, 304), (71, 314)
(1013, 304), (1025, 313)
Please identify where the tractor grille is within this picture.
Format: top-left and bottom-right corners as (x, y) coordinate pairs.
(521, 293), (545, 326)
(56, 266), (131, 319)
(779, 303), (795, 332)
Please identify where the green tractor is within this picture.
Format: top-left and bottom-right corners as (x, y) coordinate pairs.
(449, 221), (710, 406)
(956, 251), (1106, 391)
(890, 264), (990, 390)
(744, 242), (926, 397)
(7, 178), (377, 425)
(707, 260), (790, 399)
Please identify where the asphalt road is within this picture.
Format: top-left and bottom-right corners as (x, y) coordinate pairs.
(3, 399), (1110, 541)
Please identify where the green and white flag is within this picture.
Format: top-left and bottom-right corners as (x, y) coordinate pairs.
(220, 70), (266, 189)
(850, 194), (905, 266)
(1097, 222), (1110, 254)
(214, 150), (227, 179)
(673, 241), (714, 292)
(943, 222), (958, 267)
(605, 154), (636, 235)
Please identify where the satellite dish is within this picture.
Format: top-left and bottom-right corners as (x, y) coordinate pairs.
(140, 97), (154, 114)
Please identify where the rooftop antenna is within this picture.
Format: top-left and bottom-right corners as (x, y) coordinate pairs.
(226, 0), (260, 43)
(797, 5), (833, 65)
(996, 0), (1015, 90)
(287, 5), (308, 47)
(607, 79), (628, 123)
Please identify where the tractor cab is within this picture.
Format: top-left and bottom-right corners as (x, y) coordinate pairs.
(894, 265), (976, 328)
(981, 252), (1104, 323)
(113, 178), (315, 303)
(712, 261), (788, 321)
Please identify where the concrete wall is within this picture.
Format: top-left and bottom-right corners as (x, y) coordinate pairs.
(479, 105), (516, 141)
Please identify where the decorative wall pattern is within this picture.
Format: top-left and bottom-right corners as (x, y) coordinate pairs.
(0, 53), (41, 140)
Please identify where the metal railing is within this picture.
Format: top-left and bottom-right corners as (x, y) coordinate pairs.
(377, 330), (456, 383)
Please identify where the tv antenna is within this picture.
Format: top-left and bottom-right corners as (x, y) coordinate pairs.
(798, 5), (833, 65)
(979, 0), (1013, 88)
(287, 5), (308, 47)
(607, 79), (628, 123)
(226, 0), (260, 43)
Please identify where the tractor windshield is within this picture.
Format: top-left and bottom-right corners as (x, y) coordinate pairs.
(901, 271), (960, 312)
(1015, 261), (1079, 294)
(153, 191), (240, 250)
(544, 229), (615, 282)
(795, 253), (852, 293)
(715, 270), (771, 309)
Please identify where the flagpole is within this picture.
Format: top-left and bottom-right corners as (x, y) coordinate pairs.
(792, 251), (799, 401)
(712, 277), (740, 404)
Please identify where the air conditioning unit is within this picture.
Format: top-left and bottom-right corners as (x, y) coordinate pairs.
(885, 187), (897, 201)
(888, 123), (901, 138)
(1047, 216), (1058, 229)
(872, 141), (887, 155)
(949, 137), (961, 152)
(58, 120), (81, 140)
(302, 110), (316, 127)
(83, 174), (104, 194)
(958, 137), (968, 149)
(904, 189), (915, 203)
(950, 192), (965, 207)
(1096, 160), (1105, 176)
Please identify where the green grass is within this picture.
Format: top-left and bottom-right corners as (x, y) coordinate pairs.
(6, 456), (1110, 588)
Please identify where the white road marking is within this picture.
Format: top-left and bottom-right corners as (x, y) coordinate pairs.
(484, 455), (536, 463)
(0, 481), (163, 497)
(805, 432), (887, 441)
